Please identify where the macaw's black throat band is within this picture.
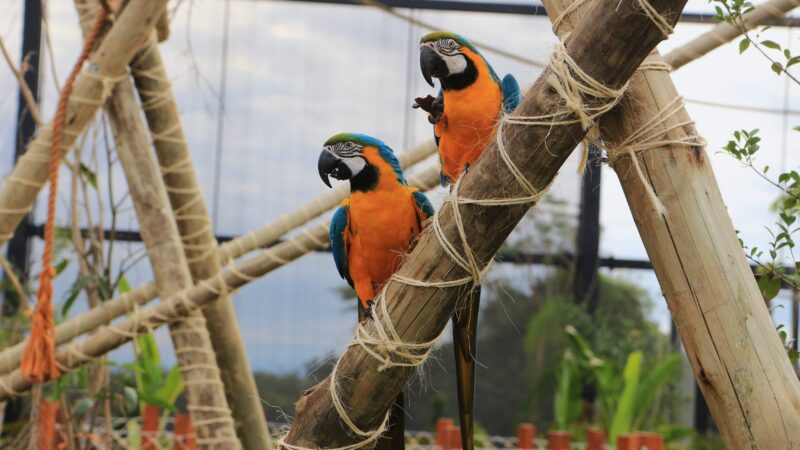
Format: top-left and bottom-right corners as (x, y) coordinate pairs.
(350, 164), (379, 192)
(441, 56), (478, 91)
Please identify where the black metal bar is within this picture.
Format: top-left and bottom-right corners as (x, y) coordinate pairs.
(1, 0), (42, 429)
(3, 0), (42, 317)
(574, 145), (601, 310)
(260, 0), (800, 27)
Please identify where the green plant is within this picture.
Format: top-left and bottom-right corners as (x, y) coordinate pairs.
(123, 333), (184, 413)
(564, 326), (681, 442)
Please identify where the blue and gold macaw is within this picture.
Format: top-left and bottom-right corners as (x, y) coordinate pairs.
(318, 133), (434, 450)
(413, 31), (520, 450)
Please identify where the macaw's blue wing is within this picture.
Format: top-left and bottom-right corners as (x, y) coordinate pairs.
(501, 74), (521, 113)
(412, 190), (435, 221)
(330, 204), (353, 288)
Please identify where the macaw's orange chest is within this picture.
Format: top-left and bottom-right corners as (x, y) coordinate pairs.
(437, 72), (503, 183)
(347, 187), (422, 292)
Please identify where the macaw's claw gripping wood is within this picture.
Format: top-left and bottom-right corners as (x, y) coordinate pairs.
(543, 0), (800, 446)
(129, 35), (272, 450)
(0, 0), (168, 247)
(280, 0), (687, 447)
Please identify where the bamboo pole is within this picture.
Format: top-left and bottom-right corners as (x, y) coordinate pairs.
(663, 0), (800, 70)
(128, 35), (271, 450)
(542, 0), (800, 446)
(106, 78), (239, 447)
(0, 147), (437, 377)
(0, 168), (441, 401)
(0, 0), (167, 246)
(279, 0), (684, 446)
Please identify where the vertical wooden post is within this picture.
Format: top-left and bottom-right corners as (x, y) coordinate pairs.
(105, 76), (239, 446)
(540, 0), (800, 446)
(546, 431), (570, 450)
(129, 35), (272, 450)
(75, 1), (238, 446)
(517, 423), (535, 450)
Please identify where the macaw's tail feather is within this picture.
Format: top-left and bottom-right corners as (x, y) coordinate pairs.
(375, 392), (406, 450)
(452, 286), (480, 450)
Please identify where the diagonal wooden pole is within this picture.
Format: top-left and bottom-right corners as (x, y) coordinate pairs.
(0, 0), (167, 247)
(663, 0), (800, 70)
(542, 0), (800, 446)
(279, 0), (686, 446)
(129, 34), (271, 450)
(106, 75), (240, 447)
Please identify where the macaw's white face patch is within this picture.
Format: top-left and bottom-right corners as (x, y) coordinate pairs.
(430, 39), (467, 76)
(324, 141), (367, 176)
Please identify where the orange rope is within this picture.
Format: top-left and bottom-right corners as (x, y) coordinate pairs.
(21, 9), (108, 383)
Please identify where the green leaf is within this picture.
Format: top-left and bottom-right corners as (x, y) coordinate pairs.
(632, 353), (681, 429)
(123, 386), (139, 415)
(79, 163), (98, 189)
(739, 38), (751, 53)
(53, 259), (69, 276)
(74, 397), (94, 416)
(787, 56), (800, 68)
(609, 352), (643, 443)
(772, 61), (784, 75)
(117, 274), (131, 294)
(154, 365), (184, 412)
(761, 40), (781, 50)
(758, 276), (782, 301)
(62, 274), (94, 317)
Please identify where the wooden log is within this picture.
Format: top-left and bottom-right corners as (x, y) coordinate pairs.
(542, 0), (800, 446)
(663, 0), (800, 70)
(0, 0), (167, 247)
(106, 78), (239, 447)
(129, 35), (271, 450)
(280, 0), (685, 446)
(0, 170), (440, 401)
(0, 163), (439, 377)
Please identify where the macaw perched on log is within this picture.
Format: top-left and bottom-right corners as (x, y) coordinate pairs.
(318, 133), (434, 450)
(413, 31), (520, 450)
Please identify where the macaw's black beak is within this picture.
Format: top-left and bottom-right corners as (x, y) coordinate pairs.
(420, 46), (446, 88)
(318, 150), (351, 188)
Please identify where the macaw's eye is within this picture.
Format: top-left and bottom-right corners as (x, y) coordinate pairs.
(437, 38), (459, 55)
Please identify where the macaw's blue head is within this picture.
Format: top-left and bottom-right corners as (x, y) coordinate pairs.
(419, 31), (482, 91)
(318, 133), (406, 192)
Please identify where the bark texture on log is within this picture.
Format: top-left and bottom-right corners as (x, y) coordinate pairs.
(106, 79), (239, 448)
(543, 0), (800, 446)
(0, 167), (440, 401)
(282, 0), (686, 446)
(663, 0), (800, 70)
(0, 0), (166, 246)
(129, 35), (272, 450)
